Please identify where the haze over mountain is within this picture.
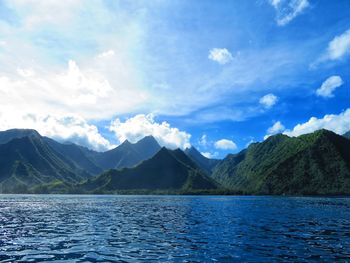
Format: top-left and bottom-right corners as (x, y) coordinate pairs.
(185, 146), (220, 174)
(91, 135), (161, 170)
(80, 147), (218, 193)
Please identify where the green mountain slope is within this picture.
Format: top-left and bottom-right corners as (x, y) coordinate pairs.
(0, 134), (90, 193)
(212, 129), (350, 195)
(80, 147), (218, 193)
(184, 146), (220, 174)
(92, 135), (161, 170)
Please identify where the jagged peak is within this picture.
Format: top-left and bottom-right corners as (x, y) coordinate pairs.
(185, 145), (198, 153)
(135, 135), (160, 146)
(121, 139), (131, 145)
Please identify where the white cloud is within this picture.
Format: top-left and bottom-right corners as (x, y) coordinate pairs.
(0, 111), (113, 151)
(97, 50), (115, 59)
(214, 139), (237, 150)
(199, 134), (208, 147)
(268, 121), (285, 134)
(109, 114), (191, 149)
(245, 139), (256, 148)
(324, 28), (350, 61)
(201, 152), (212, 158)
(259, 93), (278, 108)
(264, 121), (285, 139)
(0, 59), (146, 120)
(208, 48), (233, 64)
(0, 1), (149, 121)
(284, 109), (350, 137)
(316, 75), (343, 98)
(17, 68), (35, 78)
(269, 0), (309, 26)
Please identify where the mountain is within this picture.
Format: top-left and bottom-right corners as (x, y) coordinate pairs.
(80, 147), (218, 193)
(343, 131), (350, 139)
(92, 135), (161, 170)
(44, 137), (102, 175)
(0, 129), (102, 176)
(0, 129), (41, 144)
(184, 146), (220, 174)
(212, 129), (350, 195)
(0, 134), (90, 193)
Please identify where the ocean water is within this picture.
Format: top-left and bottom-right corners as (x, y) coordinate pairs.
(0, 195), (349, 262)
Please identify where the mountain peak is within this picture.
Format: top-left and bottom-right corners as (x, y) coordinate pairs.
(136, 135), (160, 146)
(0, 128), (41, 144)
(121, 139), (132, 145)
(305, 129), (337, 141)
(185, 146), (201, 155)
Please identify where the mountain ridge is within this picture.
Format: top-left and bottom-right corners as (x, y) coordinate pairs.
(79, 147), (219, 193)
(212, 129), (350, 195)
(1, 128), (350, 195)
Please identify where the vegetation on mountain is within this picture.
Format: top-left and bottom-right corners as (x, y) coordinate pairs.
(0, 135), (89, 193)
(79, 147), (219, 193)
(212, 129), (350, 195)
(1, 128), (350, 195)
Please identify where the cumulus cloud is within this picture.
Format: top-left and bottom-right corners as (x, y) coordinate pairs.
(0, 59), (146, 120)
(284, 109), (350, 137)
(324, 28), (350, 61)
(109, 114), (191, 149)
(259, 93), (278, 108)
(208, 48), (233, 64)
(0, 111), (113, 151)
(264, 121), (285, 139)
(214, 139), (237, 150)
(316, 75), (343, 98)
(269, 0), (309, 26)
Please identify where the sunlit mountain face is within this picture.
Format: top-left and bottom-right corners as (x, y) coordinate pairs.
(0, 1), (349, 159)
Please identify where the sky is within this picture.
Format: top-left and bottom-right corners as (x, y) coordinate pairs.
(0, 0), (350, 158)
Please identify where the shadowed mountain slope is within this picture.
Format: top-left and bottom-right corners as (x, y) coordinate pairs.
(80, 147), (219, 193)
(185, 146), (220, 174)
(92, 135), (161, 170)
(0, 134), (90, 193)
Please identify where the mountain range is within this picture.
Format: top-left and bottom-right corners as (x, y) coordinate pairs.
(0, 128), (350, 195)
(212, 129), (350, 195)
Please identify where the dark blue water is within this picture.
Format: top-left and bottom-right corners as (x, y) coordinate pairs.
(0, 195), (350, 262)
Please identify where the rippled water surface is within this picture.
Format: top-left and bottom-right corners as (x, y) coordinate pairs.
(1, 195), (350, 262)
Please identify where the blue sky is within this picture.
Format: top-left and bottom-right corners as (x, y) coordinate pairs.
(0, 0), (349, 158)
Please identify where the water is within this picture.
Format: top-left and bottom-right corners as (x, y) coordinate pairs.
(0, 195), (350, 262)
